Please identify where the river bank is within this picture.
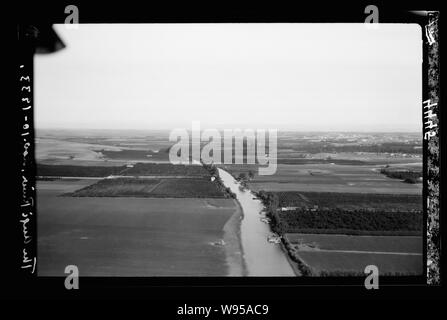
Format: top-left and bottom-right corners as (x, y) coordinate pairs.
(218, 168), (295, 276)
(222, 199), (248, 276)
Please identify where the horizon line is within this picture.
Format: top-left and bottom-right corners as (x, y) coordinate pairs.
(35, 127), (422, 134)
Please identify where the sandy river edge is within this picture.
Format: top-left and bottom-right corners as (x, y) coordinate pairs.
(223, 199), (248, 276)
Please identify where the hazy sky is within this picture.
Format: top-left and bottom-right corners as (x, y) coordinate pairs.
(35, 23), (422, 131)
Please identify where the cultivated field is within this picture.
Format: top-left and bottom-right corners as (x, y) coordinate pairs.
(269, 191), (422, 235)
(285, 234), (422, 253)
(38, 163), (210, 178)
(37, 180), (239, 276)
(149, 178), (226, 198)
(35, 130), (424, 278)
(248, 164), (422, 194)
(296, 251), (422, 276)
(122, 163), (210, 176)
(258, 185), (423, 275)
(276, 191), (422, 211)
(36, 130), (174, 164)
(37, 179), (100, 195)
(284, 233), (422, 276)
(69, 178), (162, 197)
(35, 137), (121, 162)
(37, 164), (127, 177)
(277, 209), (422, 235)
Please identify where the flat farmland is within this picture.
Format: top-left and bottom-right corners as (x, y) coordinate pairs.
(70, 178), (162, 197)
(150, 178), (225, 198)
(36, 137), (121, 162)
(36, 136), (171, 165)
(123, 163), (210, 176)
(69, 177), (227, 198)
(296, 251), (422, 276)
(37, 179), (100, 195)
(218, 164), (259, 178)
(248, 164), (422, 194)
(37, 180), (239, 276)
(37, 163), (210, 178)
(277, 152), (421, 165)
(37, 164), (127, 177)
(286, 233), (422, 276)
(285, 234), (422, 253)
(277, 191), (422, 211)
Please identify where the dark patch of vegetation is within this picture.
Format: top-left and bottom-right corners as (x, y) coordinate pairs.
(69, 177), (227, 198)
(99, 149), (168, 161)
(236, 172), (247, 181)
(37, 164), (126, 177)
(150, 178), (227, 198)
(202, 162), (219, 178)
(316, 270), (422, 277)
(256, 191), (285, 234)
(282, 237), (314, 276)
(282, 228), (421, 236)
(123, 163), (210, 176)
(256, 189), (422, 276)
(235, 172), (254, 189)
(380, 168), (422, 184)
(257, 190), (422, 235)
(257, 191), (313, 275)
(276, 191), (422, 211)
(278, 208), (422, 234)
(69, 178), (160, 197)
(202, 162), (236, 199)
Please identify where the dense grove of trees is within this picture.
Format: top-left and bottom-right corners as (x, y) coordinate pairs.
(202, 162), (236, 199)
(278, 208), (422, 233)
(257, 191), (283, 233)
(256, 190), (422, 235)
(257, 189), (423, 276)
(202, 162), (218, 177)
(276, 191), (422, 211)
(70, 178), (160, 197)
(70, 177), (228, 198)
(380, 168), (422, 184)
(37, 164), (126, 177)
(151, 178), (227, 198)
(235, 171), (255, 188)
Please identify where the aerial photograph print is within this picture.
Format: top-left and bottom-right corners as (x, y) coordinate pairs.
(35, 23), (423, 278)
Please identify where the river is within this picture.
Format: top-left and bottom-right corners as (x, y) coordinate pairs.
(218, 168), (295, 276)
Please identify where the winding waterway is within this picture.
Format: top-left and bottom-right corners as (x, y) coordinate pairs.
(218, 168), (295, 276)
